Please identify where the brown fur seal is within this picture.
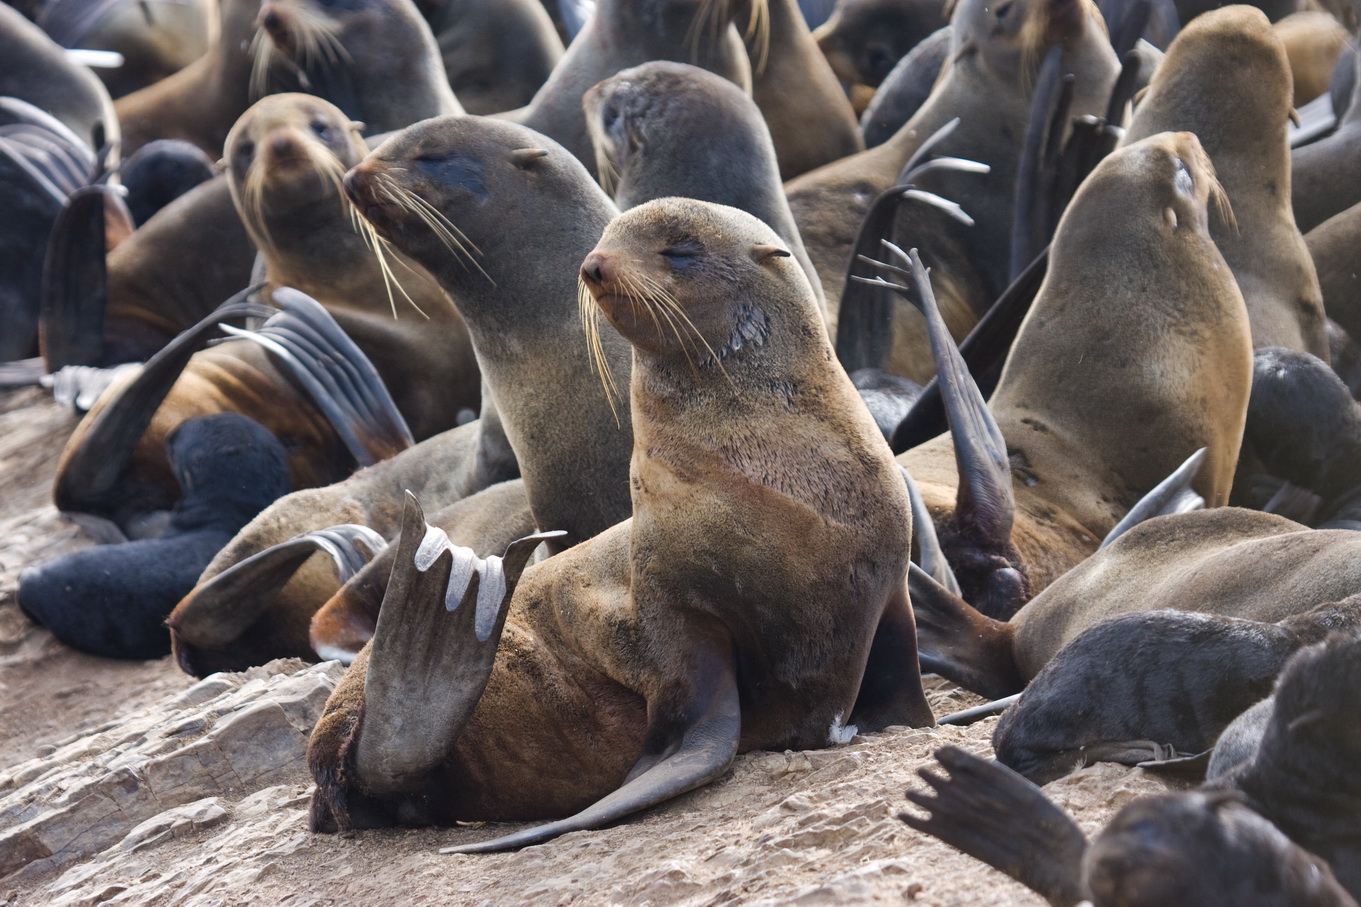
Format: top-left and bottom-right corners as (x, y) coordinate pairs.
(306, 197), (933, 850)
(1306, 201), (1361, 357)
(1294, 40), (1361, 235)
(739, 0), (865, 180)
(1122, 5), (1328, 360)
(785, 0), (1118, 377)
(420, 0), (564, 115)
(915, 507), (1361, 700)
(167, 116), (637, 672)
(510, 0), (753, 177)
(114, 0), (258, 158)
(813, 0), (948, 92)
(583, 61), (827, 314)
(225, 93), (480, 437)
(902, 746), (1359, 907)
(892, 131), (1251, 625)
(1273, 11), (1350, 108)
(252, 0), (463, 133)
(0, 3), (119, 152)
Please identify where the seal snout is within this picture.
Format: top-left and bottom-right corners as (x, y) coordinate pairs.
(580, 252), (613, 292)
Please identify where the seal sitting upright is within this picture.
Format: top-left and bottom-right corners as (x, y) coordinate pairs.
(307, 198), (933, 851)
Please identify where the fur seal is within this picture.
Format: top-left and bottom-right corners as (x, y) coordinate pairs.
(306, 197), (933, 850)
(18, 412), (290, 659)
(420, 0), (563, 115)
(785, 0), (1119, 318)
(510, 0), (753, 177)
(914, 506), (1361, 700)
(1294, 39), (1361, 235)
(739, 0), (865, 181)
(583, 61), (826, 313)
(113, 0), (258, 158)
(902, 746), (1359, 907)
(1122, 5), (1329, 360)
(892, 131), (1251, 625)
(990, 596), (1361, 784)
(857, 24), (950, 149)
(166, 116), (637, 672)
(1273, 11), (1350, 108)
(224, 93), (480, 437)
(813, 0), (948, 92)
(1306, 202), (1361, 357)
(252, 0), (464, 133)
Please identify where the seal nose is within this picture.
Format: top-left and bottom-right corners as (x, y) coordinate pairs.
(259, 5), (284, 36)
(581, 252), (611, 288)
(343, 162), (375, 204)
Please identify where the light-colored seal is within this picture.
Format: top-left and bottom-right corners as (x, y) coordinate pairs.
(306, 198), (933, 851)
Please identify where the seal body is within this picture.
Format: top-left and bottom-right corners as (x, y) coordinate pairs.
(19, 413), (290, 659)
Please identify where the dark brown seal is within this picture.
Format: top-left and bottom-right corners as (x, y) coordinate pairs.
(306, 198), (933, 851)
(420, 0), (563, 115)
(1123, 5), (1328, 360)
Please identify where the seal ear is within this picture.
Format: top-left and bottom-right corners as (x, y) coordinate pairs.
(750, 244), (791, 264)
(349, 121), (366, 133)
(510, 148), (550, 169)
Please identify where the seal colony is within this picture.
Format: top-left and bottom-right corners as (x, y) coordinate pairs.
(6, 0), (1361, 896)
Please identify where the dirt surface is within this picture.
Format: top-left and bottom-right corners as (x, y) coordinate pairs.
(0, 386), (1179, 905)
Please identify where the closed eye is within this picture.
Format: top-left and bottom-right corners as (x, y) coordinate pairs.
(661, 239), (703, 268)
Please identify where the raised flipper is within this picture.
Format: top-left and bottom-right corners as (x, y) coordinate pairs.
(890, 247), (1049, 453)
(343, 494), (562, 796)
(1010, 46), (1071, 281)
(901, 466), (960, 596)
(220, 287), (414, 466)
(936, 693), (1020, 727)
(1099, 447), (1206, 549)
(41, 185), (114, 370)
(168, 523), (388, 672)
(53, 288), (273, 518)
(900, 746), (1088, 907)
(908, 564), (1020, 699)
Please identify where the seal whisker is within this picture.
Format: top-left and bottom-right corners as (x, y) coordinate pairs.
(578, 277), (623, 419)
(248, 29), (276, 101)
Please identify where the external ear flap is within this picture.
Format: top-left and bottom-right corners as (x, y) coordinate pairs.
(350, 121), (366, 133)
(751, 244), (791, 263)
(942, 0), (959, 21)
(1132, 85), (1149, 105)
(1288, 107), (1301, 127)
(214, 157), (228, 173)
(510, 147), (550, 168)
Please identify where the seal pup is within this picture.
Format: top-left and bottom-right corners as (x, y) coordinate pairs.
(113, 0), (258, 157)
(420, 0), (563, 115)
(1122, 5), (1328, 360)
(18, 412), (291, 660)
(251, 0), (464, 133)
(306, 198), (933, 849)
(737, 0), (865, 181)
(583, 61), (826, 313)
(225, 93), (481, 437)
(509, 0), (754, 177)
(784, 0), (1119, 313)
(902, 747), (1359, 907)
(889, 131), (1251, 624)
(166, 117), (637, 672)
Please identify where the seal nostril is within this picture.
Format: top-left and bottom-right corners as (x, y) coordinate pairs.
(581, 254), (607, 286)
(261, 8), (282, 31)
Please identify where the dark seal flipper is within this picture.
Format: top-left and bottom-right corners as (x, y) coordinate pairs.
(53, 288), (272, 521)
(901, 465), (961, 595)
(221, 288), (415, 466)
(41, 185), (111, 370)
(168, 523), (387, 676)
(1099, 446), (1206, 549)
(900, 746), (1088, 907)
(310, 493), (561, 827)
(908, 564), (1021, 699)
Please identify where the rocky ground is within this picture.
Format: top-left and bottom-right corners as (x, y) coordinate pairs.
(0, 386), (1180, 905)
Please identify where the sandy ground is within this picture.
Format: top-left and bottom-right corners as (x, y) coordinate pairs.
(0, 386), (1179, 905)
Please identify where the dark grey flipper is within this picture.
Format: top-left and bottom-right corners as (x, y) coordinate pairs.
(53, 288), (272, 519)
(168, 524), (388, 658)
(1010, 46), (1071, 281)
(352, 493), (563, 794)
(900, 746), (1088, 907)
(936, 693), (1020, 726)
(1099, 447), (1206, 549)
(907, 564), (1022, 699)
(901, 465), (960, 596)
(857, 244), (1015, 553)
(221, 288), (415, 466)
(41, 184), (113, 370)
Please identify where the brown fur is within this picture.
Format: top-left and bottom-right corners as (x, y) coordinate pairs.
(785, 0), (1118, 383)
(1273, 11), (1350, 109)
(308, 198), (931, 832)
(1124, 5), (1328, 360)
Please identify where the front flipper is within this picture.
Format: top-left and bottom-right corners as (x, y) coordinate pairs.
(908, 564), (1021, 699)
(900, 746), (1088, 907)
(442, 635), (741, 854)
(53, 288), (272, 518)
(168, 523), (388, 674)
(220, 287), (414, 466)
(349, 493), (562, 796)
